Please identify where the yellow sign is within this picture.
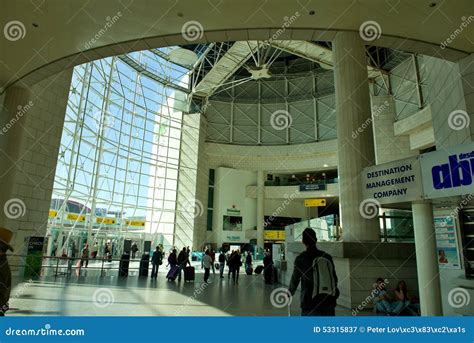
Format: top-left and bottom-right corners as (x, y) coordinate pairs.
(264, 230), (286, 240)
(49, 210), (58, 218)
(125, 220), (146, 227)
(67, 213), (86, 222)
(304, 198), (326, 207)
(96, 217), (116, 225)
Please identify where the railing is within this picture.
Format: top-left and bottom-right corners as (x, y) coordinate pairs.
(265, 178), (338, 187)
(7, 254), (153, 278)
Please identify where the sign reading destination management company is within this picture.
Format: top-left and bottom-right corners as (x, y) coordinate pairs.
(362, 156), (423, 204)
(420, 142), (474, 199)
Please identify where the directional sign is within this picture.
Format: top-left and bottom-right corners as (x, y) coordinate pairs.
(304, 198), (326, 207)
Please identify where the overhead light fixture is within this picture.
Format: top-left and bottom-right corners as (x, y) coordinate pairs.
(323, 164), (328, 167)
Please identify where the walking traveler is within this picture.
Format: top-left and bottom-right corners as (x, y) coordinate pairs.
(288, 228), (339, 316)
(202, 250), (213, 283)
(177, 247), (191, 282)
(218, 251), (226, 278)
(0, 227), (13, 316)
(263, 251), (273, 284)
(80, 244), (89, 268)
(151, 245), (164, 279)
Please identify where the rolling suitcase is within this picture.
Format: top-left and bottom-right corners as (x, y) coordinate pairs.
(167, 265), (179, 281)
(184, 266), (195, 282)
(254, 265), (264, 274)
(246, 267), (253, 275)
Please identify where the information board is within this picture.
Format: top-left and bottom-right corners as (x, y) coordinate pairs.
(434, 216), (461, 269)
(362, 156), (423, 204)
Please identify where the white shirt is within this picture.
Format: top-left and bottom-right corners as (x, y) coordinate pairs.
(203, 254), (213, 268)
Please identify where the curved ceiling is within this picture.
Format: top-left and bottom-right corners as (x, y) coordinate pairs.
(1, 0), (473, 92)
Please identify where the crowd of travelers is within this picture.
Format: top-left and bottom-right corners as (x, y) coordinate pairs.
(0, 226), (420, 317)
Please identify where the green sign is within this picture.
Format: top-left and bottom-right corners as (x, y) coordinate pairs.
(24, 237), (44, 278)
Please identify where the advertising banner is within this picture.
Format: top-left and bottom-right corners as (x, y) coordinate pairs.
(421, 142), (474, 199)
(362, 156), (423, 204)
(434, 216), (461, 269)
(24, 236), (44, 278)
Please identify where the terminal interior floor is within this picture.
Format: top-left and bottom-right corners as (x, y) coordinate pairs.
(9, 263), (356, 317)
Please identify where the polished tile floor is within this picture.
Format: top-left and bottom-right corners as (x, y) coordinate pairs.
(8, 261), (357, 316)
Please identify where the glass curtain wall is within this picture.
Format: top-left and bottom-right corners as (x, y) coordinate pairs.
(49, 49), (190, 257)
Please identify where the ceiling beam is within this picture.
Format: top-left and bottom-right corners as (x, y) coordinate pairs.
(270, 40), (386, 78)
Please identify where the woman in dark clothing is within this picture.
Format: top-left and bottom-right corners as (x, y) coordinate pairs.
(229, 250), (242, 284)
(0, 227), (13, 316)
(245, 251), (252, 271)
(167, 249), (178, 281)
(227, 251), (234, 280)
(151, 245), (164, 279)
(263, 251), (274, 284)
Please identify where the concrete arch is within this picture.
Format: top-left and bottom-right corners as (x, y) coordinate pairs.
(1, 0), (473, 91)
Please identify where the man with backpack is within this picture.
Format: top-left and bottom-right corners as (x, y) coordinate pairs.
(288, 228), (339, 316)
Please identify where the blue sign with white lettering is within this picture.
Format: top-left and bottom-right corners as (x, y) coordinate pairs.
(421, 142), (474, 199)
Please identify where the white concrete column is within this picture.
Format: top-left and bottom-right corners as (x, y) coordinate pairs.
(333, 31), (378, 241)
(412, 201), (442, 316)
(371, 95), (416, 164)
(0, 69), (72, 260)
(256, 170), (265, 249)
(0, 86), (32, 226)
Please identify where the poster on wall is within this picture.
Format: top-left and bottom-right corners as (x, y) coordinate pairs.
(434, 216), (461, 269)
(24, 236), (45, 278)
(223, 215), (242, 231)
